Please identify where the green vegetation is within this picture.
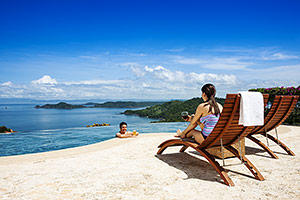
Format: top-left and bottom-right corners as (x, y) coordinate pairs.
(35, 101), (164, 109)
(250, 86), (300, 125)
(123, 97), (225, 122)
(249, 86), (300, 102)
(87, 101), (164, 108)
(35, 102), (85, 109)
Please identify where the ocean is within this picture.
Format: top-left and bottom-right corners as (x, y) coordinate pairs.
(0, 104), (186, 156)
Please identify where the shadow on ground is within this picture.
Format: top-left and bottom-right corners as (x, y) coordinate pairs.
(156, 152), (225, 185)
(245, 146), (287, 157)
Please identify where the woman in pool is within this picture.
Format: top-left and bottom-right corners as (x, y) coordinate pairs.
(176, 83), (223, 144)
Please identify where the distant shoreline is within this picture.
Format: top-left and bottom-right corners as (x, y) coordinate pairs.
(34, 101), (165, 109)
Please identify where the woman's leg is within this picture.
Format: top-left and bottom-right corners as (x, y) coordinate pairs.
(187, 129), (205, 144)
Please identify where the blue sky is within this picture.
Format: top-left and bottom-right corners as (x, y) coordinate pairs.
(0, 0), (300, 100)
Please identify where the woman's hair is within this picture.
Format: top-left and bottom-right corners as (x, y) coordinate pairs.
(201, 83), (220, 116)
(119, 122), (127, 129)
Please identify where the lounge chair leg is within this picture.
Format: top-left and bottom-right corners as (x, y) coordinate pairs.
(247, 135), (279, 159)
(225, 146), (265, 181)
(238, 136), (242, 164)
(275, 128), (279, 145)
(195, 148), (235, 186)
(221, 138), (225, 166)
(157, 139), (186, 155)
(157, 142), (173, 155)
(158, 139), (174, 148)
(265, 128), (269, 146)
(263, 133), (295, 156)
(179, 145), (189, 152)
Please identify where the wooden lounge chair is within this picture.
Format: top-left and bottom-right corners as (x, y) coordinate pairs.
(157, 94), (268, 186)
(247, 95), (299, 159)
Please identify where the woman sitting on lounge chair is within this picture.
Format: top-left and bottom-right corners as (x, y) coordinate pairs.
(176, 83), (223, 144)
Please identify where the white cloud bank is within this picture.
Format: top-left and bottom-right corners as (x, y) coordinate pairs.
(1, 62), (300, 100)
(132, 65), (238, 85)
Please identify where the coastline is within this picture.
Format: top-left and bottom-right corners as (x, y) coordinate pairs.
(0, 125), (299, 199)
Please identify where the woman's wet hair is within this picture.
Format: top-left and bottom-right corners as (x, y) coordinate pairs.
(119, 122), (127, 129)
(201, 83), (220, 116)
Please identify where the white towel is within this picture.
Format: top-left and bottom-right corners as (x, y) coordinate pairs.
(239, 91), (264, 126)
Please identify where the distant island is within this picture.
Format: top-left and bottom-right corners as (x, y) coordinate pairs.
(122, 97), (225, 122)
(35, 102), (85, 109)
(35, 101), (164, 109)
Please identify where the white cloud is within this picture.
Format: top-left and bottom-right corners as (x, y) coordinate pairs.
(175, 57), (251, 70)
(261, 52), (299, 60)
(142, 65), (184, 82)
(176, 58), (204, 65)
(127, 63), (146, 77)
(62, 80), (126, 86)
(142, 83), (150, 88)
(31, 75), (57, 85)
(167, 48), (184, 52)
(1, 81), (13, 86)
(190, 73), (238, 85)
(144, 65), (166, 72)
(209, 47), (256, 53)
(128, 53), (146, 57)
(174, 49), (299, 72)
(242, 64), (300, 81)
(79, 56), (98, 60)
(35, 85), (64, 95)
(120, 62), (139, 67)
(133, 65), (238, 85)
(209, 48), (299, 61)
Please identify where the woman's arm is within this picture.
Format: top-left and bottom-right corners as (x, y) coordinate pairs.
(218, 102), (223, 113)
(181, 104), (204, 136)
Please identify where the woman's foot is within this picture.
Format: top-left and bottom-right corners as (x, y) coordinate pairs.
(174, 129), (185, 138)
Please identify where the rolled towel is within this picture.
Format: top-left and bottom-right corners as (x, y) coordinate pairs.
(239, 91), (264, 126)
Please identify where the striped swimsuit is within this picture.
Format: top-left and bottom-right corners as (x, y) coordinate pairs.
(200, 114), (220, 137)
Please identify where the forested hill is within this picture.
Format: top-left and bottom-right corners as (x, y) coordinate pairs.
(90, 101), (164, 108)
(35, 101), (164, 109)
(122, 97), (225, 122)
(35, 102), (85, 109)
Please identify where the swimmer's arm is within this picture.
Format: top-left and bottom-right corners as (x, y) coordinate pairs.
(115, 131), (139, 138)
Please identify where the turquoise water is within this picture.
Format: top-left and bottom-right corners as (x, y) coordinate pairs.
(0, 104), (186, 156)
